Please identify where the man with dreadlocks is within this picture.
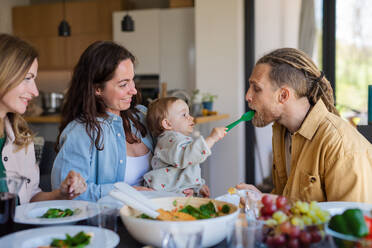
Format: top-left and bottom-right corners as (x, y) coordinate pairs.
(237, 48), (372, 203)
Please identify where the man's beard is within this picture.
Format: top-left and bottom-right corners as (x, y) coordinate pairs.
(252, 112), (271, 127)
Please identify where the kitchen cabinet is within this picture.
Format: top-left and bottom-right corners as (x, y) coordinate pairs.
(113, 8), (195, 91)
(12, 0), (122, 70)
(21, 36), (67, 69)
(13, 3), (63, 37)
(65, 33), (111, 68)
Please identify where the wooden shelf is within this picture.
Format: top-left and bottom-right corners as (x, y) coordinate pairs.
(24, 114), (230, 124)
(24, 115), (61, 123)
(194, 114), (229, 124)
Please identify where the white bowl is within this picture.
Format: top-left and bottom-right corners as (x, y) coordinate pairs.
(119, 197), (239, 247)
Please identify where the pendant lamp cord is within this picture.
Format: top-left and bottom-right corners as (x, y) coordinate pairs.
(62, 0), (66, 21)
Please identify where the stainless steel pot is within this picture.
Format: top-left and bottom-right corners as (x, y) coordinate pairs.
(42, 92), (64, 114)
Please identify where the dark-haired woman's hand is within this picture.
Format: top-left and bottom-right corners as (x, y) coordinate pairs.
(60, 171), (87, 199)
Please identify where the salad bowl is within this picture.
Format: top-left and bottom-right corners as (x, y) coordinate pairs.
(119, 196), (239, 247)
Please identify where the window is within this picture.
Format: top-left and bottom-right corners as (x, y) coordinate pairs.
(335, 0), (372, 120)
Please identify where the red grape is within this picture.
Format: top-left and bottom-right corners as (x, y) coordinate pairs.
(276, 196), (288, 209)
(262, 195), (273, 206)
(272, 234), (286, 246)
(289, 226), (301, 238)
(261, 204), (277, 216)
(310, 230), (322, 243)
(279, 221), (292, 234)
(299, 231), (312, 245)
(266, 236), (275, 247)
(259, 215), (270, 221)
(288, 238), (299, 248)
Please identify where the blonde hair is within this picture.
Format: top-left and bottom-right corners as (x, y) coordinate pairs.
(146, 97), (179, 137)
(0, 34), (38, 148)
(257, 48), (339, 116)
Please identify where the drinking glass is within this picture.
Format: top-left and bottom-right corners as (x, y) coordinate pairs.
(86, 202), (118, 232)
(85, 202), (118, 247)
(240, 189), (261, 221)
(228, 218), (264, 248)
(0, 171), (27, 236)
(161, 225), (203, 248)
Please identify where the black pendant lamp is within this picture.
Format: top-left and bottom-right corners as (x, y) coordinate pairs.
(58, 0), (71, 36)
(121, 13), (134, 32)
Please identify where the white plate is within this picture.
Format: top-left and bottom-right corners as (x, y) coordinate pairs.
(0, 225), (119, 248)
(318, 201), (372, 215)
(98, 190), (184, 209)
(14, 200), (99, 225)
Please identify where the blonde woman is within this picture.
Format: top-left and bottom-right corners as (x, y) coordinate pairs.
(0, 33), (86, 204)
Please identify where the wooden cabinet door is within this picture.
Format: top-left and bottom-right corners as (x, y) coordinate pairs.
(13, 0), (121, 70)
(65, 33), (111, 68)
(97, 0), (123, 35)
(22, 36), (67, 70)
(13, 3), (63, 37)
(65, 1), (99, 35)
(13, 5), (41, 37)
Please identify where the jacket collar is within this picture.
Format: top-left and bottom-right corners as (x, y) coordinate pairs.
(296, 99), (329, 140)
(4, 115), (15, 143)
(272, 99), (329, 141)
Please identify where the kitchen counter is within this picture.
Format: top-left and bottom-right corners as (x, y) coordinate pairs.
(24, 114), (230, 124)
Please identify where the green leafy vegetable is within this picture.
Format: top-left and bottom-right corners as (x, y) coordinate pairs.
(41, 208), (76, 218)
(199, 201), (217, 217)
(221, 204), (230, 214)
(139, 213), (154, 219)
(137, 201), (232, 220)
(50, 231), (91, 248)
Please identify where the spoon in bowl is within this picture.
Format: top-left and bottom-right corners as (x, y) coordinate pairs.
(226, 110), (255, 132)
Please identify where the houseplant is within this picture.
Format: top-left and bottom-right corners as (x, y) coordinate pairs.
(202, 93), (218, 111)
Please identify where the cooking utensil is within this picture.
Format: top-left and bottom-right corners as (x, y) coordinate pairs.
(226, 111), (255, 132)
(109, 190), (160, 219)
(109, 188), (174, 221)
(114, 182), (160, 209)
(41, 92), (64, 114)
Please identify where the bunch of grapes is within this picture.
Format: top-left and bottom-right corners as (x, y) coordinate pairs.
(259, 195), (330, 248)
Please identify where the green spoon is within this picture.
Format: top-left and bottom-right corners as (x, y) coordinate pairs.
(226, 110), (255, 132)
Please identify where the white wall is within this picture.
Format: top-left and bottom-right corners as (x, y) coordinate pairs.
(195, 0), (245, 197)
(254, 0), (301, 184)
(0, 0), (30, 34)
(159, 8), (195, 92)
(195, 0), (302, 195)
(113, 8), (195, 92)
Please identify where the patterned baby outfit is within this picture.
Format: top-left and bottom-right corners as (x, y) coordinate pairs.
(143, 130), (211, 194)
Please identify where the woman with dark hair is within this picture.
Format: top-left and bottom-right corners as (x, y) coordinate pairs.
(0, 33), (86, 204)
(51, 41), (154, 202)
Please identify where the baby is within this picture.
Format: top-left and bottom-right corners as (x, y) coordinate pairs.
(143, 97), (227, 197)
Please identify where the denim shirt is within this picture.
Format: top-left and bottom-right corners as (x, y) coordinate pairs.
(51, 105), (154, 202)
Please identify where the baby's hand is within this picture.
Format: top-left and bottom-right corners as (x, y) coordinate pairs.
(183, 188), (194, 197)
(205, 127), (227, 148)
(199, 184), (210, 198)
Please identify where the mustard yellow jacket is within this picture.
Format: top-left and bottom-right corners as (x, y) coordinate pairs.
(271, 100), (372, 203)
